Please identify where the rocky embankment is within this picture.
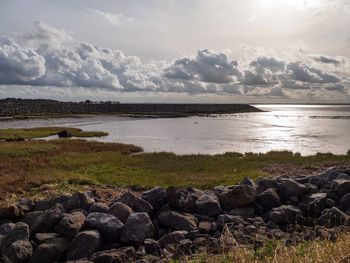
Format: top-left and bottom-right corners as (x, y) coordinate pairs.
(1, 167), (350, 262)
(0, 99), (261, 117)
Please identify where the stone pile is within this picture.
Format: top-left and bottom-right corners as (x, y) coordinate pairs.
(1, 166), (350, 262)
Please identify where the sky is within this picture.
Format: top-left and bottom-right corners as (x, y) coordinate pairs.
(0, 0), (350, 103)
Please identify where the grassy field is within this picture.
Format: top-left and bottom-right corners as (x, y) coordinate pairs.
(0, 127), (108, 140)
(0, 138), (350, 199)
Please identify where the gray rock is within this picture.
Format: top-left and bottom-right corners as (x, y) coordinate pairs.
(158, 231), (188, 247)
(17, 198), (35, 213)
(166, 186), (196, 213)
(218, 185), (257, 211)
(216, 214), (244, 229)
(339, 193), (350, 212)
(255, 177), (277, 191)
(318, 207), (350, 227)
(31, 237), (70, 263)
(0, 222), (33, 263)
(142, 187), (167, 211)
(298, 193), (327, 217)
(240, 177), (257, 188)
(269, 205), (303, 225)
(0, 223), (15, 236)
(256, 188), (280, 211)
(332, 179), (350, 196)
(89, 202), (109, 214)
(67, 230), (101, 260)
(66, 192), (94, 211)
(108, 202), (133, 223)
(178, 239), (192, 254)
(228, 208), (255, 218)
(91, 247), (135, 263)
(85, 212), (123, 243)
(325, 198), (337, 208)
(213, 185), (227, 196)
(144, 239), (161, 256)
(278, 179), (309, 200)
(116, 192), (153, 214)
(195, 194), (222, 217)
(198, 221), (216, 234)
(158, 210), (197, 231)
(33, 233), (59, 244)
(120, 213), (154, 245)
(55, 212), (86, 238)
(34, 195), (70, 211)
(0, 202), (23, 220)
(21, 203), (64, 235)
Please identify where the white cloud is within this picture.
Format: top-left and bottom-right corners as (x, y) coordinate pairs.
(85, 8), (133, 27)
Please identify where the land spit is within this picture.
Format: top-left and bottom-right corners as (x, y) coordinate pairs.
(0, 99), (261, 117)
(1, 166), (350, 262)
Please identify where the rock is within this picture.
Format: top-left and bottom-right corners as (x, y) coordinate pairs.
(116, 192), (153, 214)
(142, 187), (167, 211)
(30, 237), (70, 263)
(108, 202), (133, 223)
(195, 194), (222, 217)
(325, 198), (337, 208)
(178, 239), (192, 254)
(193, 214), (215, 222)
(198, 221), (216, 234)
(332, 179), (350, 196)
(278, 179), (309, 200)
(17, 198), (35, 213)
(213, 186), (227, 196)
(218, 185), (257, 211)
(0, 202), (23, 220)
(67, 230), (101, 260)
(0, 222), (33, 263)
(158, 210), (197, 231)
(120, 213), (154, 245)
(166, 186), (196, 213)
(269, 205), (303, 225)
(0, 223), (15, 236)
(85, 212), (123, 243)
(144, 239), (161, 256)
(216, 215), (244, 230)
(318, 207), (350, 227)
(90, 247), (135, 263)
(255, 177), (277, 192)
(240, 177), (256, 188)
(158, 231), (188, 247)
(21, 203), (64, 235)
(55, 212), (86, 238)
(298, 193), (327, 217)
(33, 233), (59, 244)
(66, 192), (94, 211)
(339, 193), (350, 212)
(228, 208), (255, 218)
(34, 195), (70, 211)
(89, 202), (109, 214)
(256, 188), (280, 211)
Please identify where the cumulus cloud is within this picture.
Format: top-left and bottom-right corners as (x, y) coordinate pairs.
(85, 8), (133, 26)
(0, 22), (349, 100)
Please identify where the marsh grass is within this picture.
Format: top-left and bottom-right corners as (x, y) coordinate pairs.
(0, 127), (108, 139)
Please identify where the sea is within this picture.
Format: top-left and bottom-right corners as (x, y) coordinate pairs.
(1, 104), (350, 156)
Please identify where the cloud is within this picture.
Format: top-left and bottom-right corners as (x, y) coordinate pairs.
(0, 22), (349, 101)
(85, 8), (133, 26)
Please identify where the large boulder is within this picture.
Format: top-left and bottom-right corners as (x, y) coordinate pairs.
(195, 194), (222, 217)
(218, 185), (257, 211)
(142, 187), (167, 211)
(85, 212), (123, 243)
(67, 230), (101, 260)
(256, 188), (280, 211)
(216, 214), (244, 230)
(0, 223), (15, 236)
(120, 213), (154, 245)
(31, 237), (70, 263)
(318, 207), (350, 227)
(21, 203), (64, 235)
(339, 193), (350, 212)
(158, 210), (197, 231)
(55, 212), (86, 238)
(298, 193), (327, 217)
(0, 202), (23, 220)
(116, 192), (153, 214)
(108, 202), (133, 223)
(278, 179), (309, 200)
(65, 192), (94, 211)
(0, 222), (33, 263)
(269, 205), (303, 225)
(166, 186), (197, 213)
(34, 195), (70, 211)
(332, 179), (350, 196)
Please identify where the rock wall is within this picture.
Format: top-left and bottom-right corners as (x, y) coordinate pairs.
(0, 102), (260, 117)
(1, 166), (349, 262)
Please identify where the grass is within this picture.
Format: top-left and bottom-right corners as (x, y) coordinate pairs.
(0, 138), (350, 200)
(0, 127), (108, 140)
(185, 234), (350, 263)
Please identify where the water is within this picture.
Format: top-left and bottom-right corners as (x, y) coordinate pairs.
(1, 104), (350, 155)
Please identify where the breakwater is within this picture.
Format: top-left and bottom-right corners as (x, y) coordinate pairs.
(0, 100), (261, 117)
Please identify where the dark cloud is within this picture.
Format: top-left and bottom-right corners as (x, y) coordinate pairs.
(287, 62), (340, 83)
(313, 56), (340, 65)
